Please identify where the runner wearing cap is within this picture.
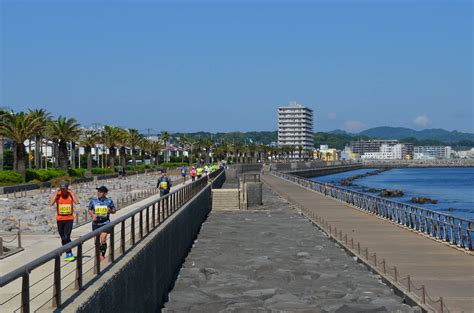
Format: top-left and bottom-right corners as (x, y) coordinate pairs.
(88, 186), (116, 261)
(50, 181), (79, 261)
(157, 170), (172, 197)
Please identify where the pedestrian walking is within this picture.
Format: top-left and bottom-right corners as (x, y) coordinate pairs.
(50, 181), (79, 261)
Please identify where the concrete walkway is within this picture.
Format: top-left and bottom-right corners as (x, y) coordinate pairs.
(0, 177), (193, 312)
(164, 185), (419, 313)
(262, 174), (474, 313)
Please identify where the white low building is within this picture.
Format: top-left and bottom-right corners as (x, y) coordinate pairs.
(361, 144), (403, 160)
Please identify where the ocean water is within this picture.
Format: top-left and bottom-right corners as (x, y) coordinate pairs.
(311, 168), (474, 220)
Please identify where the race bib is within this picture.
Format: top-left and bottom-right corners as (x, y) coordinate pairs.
(58, 204), (72, 215)
(160, 181), (168, 189)
(95, 206), (108, 217)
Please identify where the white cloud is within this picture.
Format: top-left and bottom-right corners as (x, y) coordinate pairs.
(343, 120), (365, 132)
(327, 112), (337, 120)
(414, 115), (430, 127)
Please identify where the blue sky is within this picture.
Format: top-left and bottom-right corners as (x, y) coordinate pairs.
(1, 0), (472, 134)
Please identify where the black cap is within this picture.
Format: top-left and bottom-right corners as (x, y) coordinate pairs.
(96, 186), (108, 193)
(59, 181), (69, 189)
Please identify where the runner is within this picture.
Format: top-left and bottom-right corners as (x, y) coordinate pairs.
(50, 181), (79, 261)
(190, 166), (197, 182)
(88, 186), (116, 261)
(196, 166), (203, 179)
(181, 166), (187, 185)
(157, 170), (172, 196)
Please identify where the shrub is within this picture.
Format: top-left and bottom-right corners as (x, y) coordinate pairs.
(26, 169), (67, 182)
(68, 168), (86, 177)
(0, 171), (24, 185)
(91, 168), (113, 175)
(159, 162), (188, 168)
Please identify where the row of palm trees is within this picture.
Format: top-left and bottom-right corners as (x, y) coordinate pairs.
(0, 108), (313, 179)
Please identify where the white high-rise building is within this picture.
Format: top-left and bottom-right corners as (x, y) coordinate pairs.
(278, 102), (314, 157)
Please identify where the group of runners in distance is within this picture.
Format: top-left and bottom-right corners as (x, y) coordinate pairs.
(50, 161), (225, 262)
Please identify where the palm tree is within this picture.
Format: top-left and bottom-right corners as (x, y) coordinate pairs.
(0, 108), (7, 171)
(149, 141), (163, 166)
(116, 128), (129, 170)
(127, 129), (142, 166)
(80, 129), (99, 175)
(47, 116), (81, 172)
(102, 125), (121, 171)
(0, 111), (43, 177)
(28, 109), (51, 169)
(160, 131), (171, 162)
(178, 135), (189, 163)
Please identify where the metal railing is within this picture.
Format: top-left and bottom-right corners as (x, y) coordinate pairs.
(271, 171), (473, 251)
(0, 168), (224, 313)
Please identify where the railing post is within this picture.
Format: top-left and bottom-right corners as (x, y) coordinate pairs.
(421, 285), (426, 304)
(146, 206), (150, 234)
(382, 259), (386, 273)
(139, 211), (143, 239)
(94, 234), (101, 275)
(131, 215), (136, 245)
(109, 226), (115, 262)
(158, 200), (162, 224)
(440, 297), (444, 313)
(121, 221), (126, 255)
(21, 273), (30, 313)
(52, 255), (61, 307)
(394, 266), (398, 282)
(75, 243), (83, 290)
(407, 275), (411, 292)
(152, 203), (156, 228)
(373, 253), (377, 266)
(357, 242), (361, 254)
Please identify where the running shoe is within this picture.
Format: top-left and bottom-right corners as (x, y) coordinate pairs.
(64, 252), (75, 262)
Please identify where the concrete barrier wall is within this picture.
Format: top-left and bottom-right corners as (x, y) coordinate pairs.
(287, 164), (363, 178)
(72, 186), (213, 313)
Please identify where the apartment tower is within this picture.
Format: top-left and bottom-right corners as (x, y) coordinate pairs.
(278, 102), (314, 158)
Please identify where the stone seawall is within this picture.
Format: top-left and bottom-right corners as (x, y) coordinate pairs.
(286, 164), (363, 178)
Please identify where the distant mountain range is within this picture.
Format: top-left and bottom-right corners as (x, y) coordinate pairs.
(330, 127), (474, 143)
(171, 127), (474, 149)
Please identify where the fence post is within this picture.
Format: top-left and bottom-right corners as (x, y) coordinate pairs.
(0, 237), (3, 257)
(139, 211), (143, 239)
(131, 215), (136, 245)
(75, 243), (83, 290)
(17, 220), (22, 248)
(94, 234), (101, 275)
(21, 273), (30, 313)
(440, 297), (444, 313)
(121, 221), (126, 255)
(394, 266), (398, 282)
(52, 255), (61, 307)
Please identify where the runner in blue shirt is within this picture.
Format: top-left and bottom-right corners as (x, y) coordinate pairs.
(88, 186), (116, 261)
(181, 166), (187, 185)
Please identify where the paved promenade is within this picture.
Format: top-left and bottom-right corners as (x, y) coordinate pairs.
(262, 174), (474, 313)
(0, 178), (192, 312)
(164, 184), (418, 312)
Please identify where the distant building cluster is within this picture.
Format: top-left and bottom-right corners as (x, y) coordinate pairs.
(346, 140), (453, 160)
